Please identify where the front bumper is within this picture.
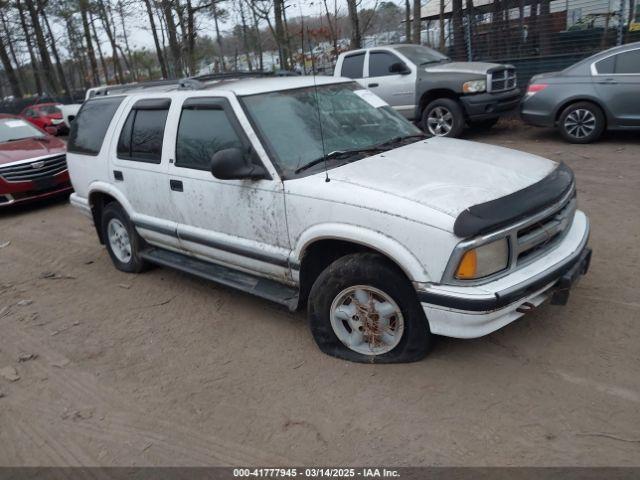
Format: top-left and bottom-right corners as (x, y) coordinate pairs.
(0, 172), (72, 207)
(460, 88), (522, 121)
(417, 210), (591, 338)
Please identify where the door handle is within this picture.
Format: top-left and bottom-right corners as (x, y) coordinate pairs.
(170, 179), (183, 192)
(113, 170), (123, 181)
(368, 83), (379, 88)
(597, 78), (618, 84)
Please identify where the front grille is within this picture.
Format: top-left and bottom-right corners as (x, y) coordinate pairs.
(489, 68), (517, 92)
(0, 154), (67, 183)
(515, 196), (576, 266)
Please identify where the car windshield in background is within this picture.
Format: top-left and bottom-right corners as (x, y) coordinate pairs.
(241, 83), (422, 177)
(0, 118), (45, 142)
(394, 45), (450, 65)
(39, 105), (62, 115)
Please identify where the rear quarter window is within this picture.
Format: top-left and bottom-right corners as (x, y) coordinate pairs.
(68, 97), (124, 156)
(595, 56), (615, 74)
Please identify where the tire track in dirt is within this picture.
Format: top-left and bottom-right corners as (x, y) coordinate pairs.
(11, 400), (253, 466)
(1, 317), (290, 466)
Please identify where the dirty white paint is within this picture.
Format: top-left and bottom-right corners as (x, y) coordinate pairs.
(67, 79), (582, 313)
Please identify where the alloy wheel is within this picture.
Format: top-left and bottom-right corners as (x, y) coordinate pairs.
(564, 109), (596, 139)
(107, 218), (132, 263)
(330, 285), (405, 356)
(427, 106), (454, 136)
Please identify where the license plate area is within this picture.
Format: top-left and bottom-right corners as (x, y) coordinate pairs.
(32, 177), (58, 191)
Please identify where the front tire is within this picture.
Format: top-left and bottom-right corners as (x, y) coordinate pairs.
(421, 98), (465, 138)
(558, 102), (605, 144)
(308, 253), (432, 363)
(101, 202), (149, 273)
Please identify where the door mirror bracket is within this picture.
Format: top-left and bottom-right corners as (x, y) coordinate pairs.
(389, 62), (411, 75)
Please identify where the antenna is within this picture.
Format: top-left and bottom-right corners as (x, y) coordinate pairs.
(306, 26), (330, 183)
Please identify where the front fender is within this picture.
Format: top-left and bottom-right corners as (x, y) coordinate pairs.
(292, 222), (432, 283)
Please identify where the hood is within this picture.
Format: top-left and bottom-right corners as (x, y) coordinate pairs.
(424, 61), (508, 75)
(324, 137), (557, 219)
(0, 137), (66, 165)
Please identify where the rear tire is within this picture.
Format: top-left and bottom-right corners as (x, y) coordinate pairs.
(558, 102), (605, 144)
(421, 98), (465, 138)
(101, 202), (149, 273)
(308, 253), (432, 363)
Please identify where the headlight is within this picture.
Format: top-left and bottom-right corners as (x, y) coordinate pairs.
(51, 119), (64, 125)
(462, 79), (486, 94)
(455, 238), (509, 280)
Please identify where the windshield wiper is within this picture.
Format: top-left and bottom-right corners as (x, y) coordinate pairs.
(374, 133), (427, 149)
(294, 135), (427, 175)
(294, 147), (384, 174)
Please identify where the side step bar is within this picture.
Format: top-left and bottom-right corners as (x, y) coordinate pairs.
(139, 247), (299, 311)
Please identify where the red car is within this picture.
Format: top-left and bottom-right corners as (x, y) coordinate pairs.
(20, 102), (69, 136)
(0, 114), (72, 207)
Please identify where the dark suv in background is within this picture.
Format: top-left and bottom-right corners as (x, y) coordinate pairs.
(521, 42), (640, 143)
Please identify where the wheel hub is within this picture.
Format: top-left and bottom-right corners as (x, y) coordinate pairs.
(330, 285), (405, 356)
(427, 107), (453, 136)
(108, 218), (132, 263)
(564, 109), (596, 139)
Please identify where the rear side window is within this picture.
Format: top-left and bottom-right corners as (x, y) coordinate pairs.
(595, 50), (640, 74)
(117, 99), (170, 163)
(614, 49), (640, 74)
(176, 106), (243, 171)
(341, 53), (365, 79)
(68, 97), (124, 156)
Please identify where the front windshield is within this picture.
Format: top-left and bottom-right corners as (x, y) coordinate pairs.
(394, 45), (450, 65)
(0, 118), (45, 142)
(241, 83), (422, 177)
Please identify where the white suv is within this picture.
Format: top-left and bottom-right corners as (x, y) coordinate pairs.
(67, 76), (591, 363)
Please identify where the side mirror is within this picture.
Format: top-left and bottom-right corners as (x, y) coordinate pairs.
(210, 147), (269, 180)
(389, 62), (410, 75)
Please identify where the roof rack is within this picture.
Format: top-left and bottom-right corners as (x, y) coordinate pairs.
(86, 70), (300, 99)
(192, 71), (276, 82)
(87, 79), (191, 98)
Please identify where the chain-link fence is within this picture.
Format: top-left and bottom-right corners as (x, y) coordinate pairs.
(419, 0), (640, 84)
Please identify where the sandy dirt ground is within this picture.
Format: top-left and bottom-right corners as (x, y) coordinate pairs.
(0, 122), (639, 467)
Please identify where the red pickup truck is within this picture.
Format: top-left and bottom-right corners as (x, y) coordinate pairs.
(0, 114), (72, 207)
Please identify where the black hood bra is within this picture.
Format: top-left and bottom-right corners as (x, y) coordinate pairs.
(453, 162), (575, 238)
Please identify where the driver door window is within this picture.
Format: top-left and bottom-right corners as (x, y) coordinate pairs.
(175, 106), (244, 171)
(368, 51), (403, 77)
